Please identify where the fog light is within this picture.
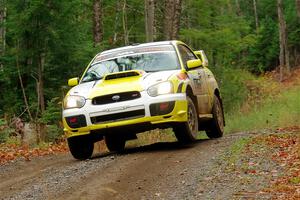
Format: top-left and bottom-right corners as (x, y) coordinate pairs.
(65, 115), (87, 128)
(69, 117), (78, 123)
(150, 101), (175, 116)
(159, 102), (170, 111)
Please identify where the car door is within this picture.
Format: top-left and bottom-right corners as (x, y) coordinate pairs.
(177, 44), (210, 114)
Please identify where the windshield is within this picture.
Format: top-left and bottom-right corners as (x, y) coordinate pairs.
(81, 45), (179, 83)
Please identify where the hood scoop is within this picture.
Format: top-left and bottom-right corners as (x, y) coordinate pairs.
(104, 70), (144, 81)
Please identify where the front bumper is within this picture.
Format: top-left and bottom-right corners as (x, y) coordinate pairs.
(63, 91), (188, 138)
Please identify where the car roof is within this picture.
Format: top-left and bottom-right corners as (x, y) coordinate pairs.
(99, 40), (182, 56)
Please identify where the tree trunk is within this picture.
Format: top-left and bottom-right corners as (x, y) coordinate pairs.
(113, 0), (121, 44)
(284, 36), (291, 74)
(226, 0), (233, 13)
(145, 0), (155, 42)
(294, 48), (299, 66)
(0, 1), (6, 70)
(296, 0), (300, 18)
(32, 53), (46, 144)
(16, 41), (33, 122)
(163, 0), (173, 40)
(181, 0), (192, 44)
(93, 0), (103, 46)
(253, 0), (259, 31)
(163, 0), (182, 40)
(235, 0), (242, 16)
(37, 53), (45, 113)
(122, 0), (129, 45)
(172, 0), (182, 39)
(154, 0), (163, 40)
(153, 0), (158, 40)
(277, 0), (290, 81)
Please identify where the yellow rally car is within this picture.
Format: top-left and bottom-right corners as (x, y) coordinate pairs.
(63, 41), (225, 160)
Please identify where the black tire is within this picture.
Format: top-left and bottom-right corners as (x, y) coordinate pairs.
(206, 95), (224, 138)
(105, 135), (126, 152)
(173, 96), (199, 144)
(67, 136), (94, 160)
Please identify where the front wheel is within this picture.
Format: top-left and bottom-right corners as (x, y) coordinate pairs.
(67, 136), (94, 160)
(173, 97), (199, 144)
(206, 95), (224, 138)
(105, 135), (126, 152)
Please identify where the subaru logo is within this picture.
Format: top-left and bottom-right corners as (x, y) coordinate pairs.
(112, 95), (120, 101)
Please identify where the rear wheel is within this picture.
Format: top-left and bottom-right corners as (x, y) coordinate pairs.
(67, 136), (94, 160)
(105, 135), (126, 152)
(206, 95), (224, 138)
(173, 97), (198, 143)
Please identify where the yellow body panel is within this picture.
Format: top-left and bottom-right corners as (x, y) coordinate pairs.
(89, 76), (143, 98)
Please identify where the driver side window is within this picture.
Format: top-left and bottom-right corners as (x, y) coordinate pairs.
(178, 45), (197, 68)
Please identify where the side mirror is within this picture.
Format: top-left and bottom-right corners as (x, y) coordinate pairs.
(194, 50), (209, 67)
(68, 77), (79, 87)
(187, 59), (202, 69)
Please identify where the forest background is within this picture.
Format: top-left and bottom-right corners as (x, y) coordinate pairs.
(0, 0), (299, 144)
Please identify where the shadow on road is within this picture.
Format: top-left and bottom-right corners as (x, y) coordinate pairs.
(92, 138), (210, 160)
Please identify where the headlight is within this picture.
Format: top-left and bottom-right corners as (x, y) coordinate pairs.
(63, 95), (86, 109)
(147, 81), (173, 97)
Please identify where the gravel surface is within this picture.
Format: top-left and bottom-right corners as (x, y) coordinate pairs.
(0, 132), (277, 200)
(0, 154), (116, 200)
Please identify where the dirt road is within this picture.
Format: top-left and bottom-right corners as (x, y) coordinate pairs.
(0, 133), (280, 200)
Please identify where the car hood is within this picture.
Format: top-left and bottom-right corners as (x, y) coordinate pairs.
(68, 70), (179, 99)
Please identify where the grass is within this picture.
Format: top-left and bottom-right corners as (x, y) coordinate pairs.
(225, 85), (300, 133)
(289, 177), (300, 184)
(225, 137), (252, 166)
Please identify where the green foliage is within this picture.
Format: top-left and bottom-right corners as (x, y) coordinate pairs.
(289, 177), (300, 184)
(0, 129), (10, 143)
(40, 98), (61, 125)
(0, 118), (5, 126)
(1, 0), (95, 118)
(45, 124), (63, 143)
(180, 0), (300, 71)
(5, 136), (21, 146)
(0, 119), (13, 143)
(211, 67), (254, 113)
(40, 97), (64, 143)
(226, 85), (300, 133)
(0, 118), (8, 143)
(247, 18), (279, 73)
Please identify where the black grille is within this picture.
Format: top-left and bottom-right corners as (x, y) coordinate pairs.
(92, 91), (141, 105)
(91, 109), (145, 124)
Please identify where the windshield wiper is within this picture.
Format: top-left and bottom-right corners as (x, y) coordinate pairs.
(145, 70), (159, 73)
